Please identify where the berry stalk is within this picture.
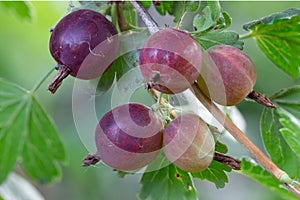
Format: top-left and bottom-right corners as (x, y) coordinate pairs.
(247, 90), (276, 108)
(48, 65), (70, 94)
(30, 66), (56, 94)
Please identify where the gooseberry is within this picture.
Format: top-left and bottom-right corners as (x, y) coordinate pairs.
(90, 103), (164, 171)
(197, 45), (256, 106)
(164, 113), (215, 172)
(139, 28), (202, 94)
(48, 9), (119, 93)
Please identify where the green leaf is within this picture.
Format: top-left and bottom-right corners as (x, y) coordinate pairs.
(185, 1), (201, 12)
(270, 86), (300, 120)
(0, 1), (33, 21)
(140, 1), (152, 9)
(238, 158), (297, 200)
(93, 65), (115, 95)
(96, 51), (138, 94)
(260, 108), (300, 179)
(218, 11), (232, 30)
(243, 8), (300, 78)
(123, 2), (137, 27)
(194, 30), (244, 50)
(207, 0), (221, 21)
(215, 140), (228, 154)
(154, 1), (174, 16)
(22, 97), (66, 183)
(170, 1), (201, 23)
(192, 160), (231, 188)
(0, 79), (66, 184)
(0, 80), (28, 183)
(192, 1), (229, 33)
(170, 1), (186, 23)
(193, 6), (215, 33)
(96, 55), (128, 94)
(96, 30), (149, 94)
(279, 113), (300, 162)
(151, 1), (200, 23)
(138, 164), (197, 200)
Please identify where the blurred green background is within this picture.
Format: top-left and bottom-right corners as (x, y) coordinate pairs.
(0, 1), (299, 200)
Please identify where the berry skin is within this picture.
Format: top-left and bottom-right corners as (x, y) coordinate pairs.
(48, 9), (119, 93)
(94, 103), (164, 171)
(139, 28), (202, 94)
(164, 113), (215, 172)
(197, 45), (256, 106)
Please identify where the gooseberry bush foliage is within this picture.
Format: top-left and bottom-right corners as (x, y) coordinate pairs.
(0, 1), (300, 199)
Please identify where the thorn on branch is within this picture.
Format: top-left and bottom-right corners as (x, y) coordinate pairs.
(247, 90), (276, 108)
(214, 152), (241, 170)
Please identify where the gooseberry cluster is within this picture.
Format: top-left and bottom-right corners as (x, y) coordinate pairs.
(48, 9), (257, 172)
(82, 102), (215, 172)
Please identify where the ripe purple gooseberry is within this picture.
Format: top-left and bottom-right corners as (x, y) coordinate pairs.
(197, 45), (256, 106)
(164, 113), (215, 172)
(139, 28), (202, 94)
(48, 9), (118, 93)
(83, 103), (164, 171)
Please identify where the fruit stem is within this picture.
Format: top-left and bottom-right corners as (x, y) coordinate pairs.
(247, 90), (276, 108)
(151, 89), (177, 119)
(48, 65), (71, 94)
(192, 82), (300, 197)
(30, 66), (56, 94)
(130, 1), (159, 34)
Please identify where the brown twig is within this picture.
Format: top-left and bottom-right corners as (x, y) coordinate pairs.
(192, 83), (300, 198)
(214, 153), (241, 170)
(116, 1), (129, 32)
(192, 83), (284, 178)
(248, 90), (276, 108)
